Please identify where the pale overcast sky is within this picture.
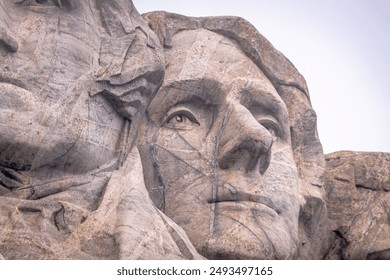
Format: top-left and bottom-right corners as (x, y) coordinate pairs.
(133, 0), (390, 154)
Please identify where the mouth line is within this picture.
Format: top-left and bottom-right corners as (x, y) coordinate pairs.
(208, 192), (281, 215)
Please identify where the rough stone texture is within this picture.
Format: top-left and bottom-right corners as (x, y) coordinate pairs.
(324, 151), (390, 259)
(0, 1), (388, 260)
(139, 11), (328, 259)
(0, 0), (202, 260)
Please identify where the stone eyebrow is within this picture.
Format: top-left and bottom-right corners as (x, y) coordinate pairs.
(162, 78), (224, 105)
(239, 79), (289, 123)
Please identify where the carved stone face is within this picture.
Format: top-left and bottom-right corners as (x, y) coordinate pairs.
(0, 1), (161, 180)
(139, 29), (301, 259)
(0, 1), (119, 176)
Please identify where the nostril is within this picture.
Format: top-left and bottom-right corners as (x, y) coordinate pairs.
(0, 27), (18, 53)
(218, 137), (273, 174)
(218, 147), (252, 171)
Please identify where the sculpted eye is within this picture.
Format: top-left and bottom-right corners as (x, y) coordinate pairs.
(164, 110), (200, 130)
(258, 118), (281, 141)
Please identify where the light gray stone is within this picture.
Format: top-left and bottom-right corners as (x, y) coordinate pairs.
(0, 0), (202, 260)
(139, 11), (328, 259)
(0, 1), (388, 260)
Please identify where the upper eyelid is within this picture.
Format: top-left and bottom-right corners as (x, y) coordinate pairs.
(163, 106), (199, 125)
(247, 104), (284, 131)
(166, 110), (199, 125)
(258, 118), (279, 130)
(257, 117), (284, 139)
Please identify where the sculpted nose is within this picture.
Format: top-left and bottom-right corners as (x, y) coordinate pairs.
(218, 104), (273, 174)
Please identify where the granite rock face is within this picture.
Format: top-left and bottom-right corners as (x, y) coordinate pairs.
(139, 11), (327, 260)
(0, 1), (388, 260)
(324, 151), (390, 259)
(0, 0), (202, 260)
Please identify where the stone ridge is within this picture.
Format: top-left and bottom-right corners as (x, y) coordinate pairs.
(324, 151), (390, 259)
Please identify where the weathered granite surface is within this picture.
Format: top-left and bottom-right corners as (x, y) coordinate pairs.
(139, 11), (327, 259)
(0, 0), (202, 260)
(0, 0), (388, 260)
(324, 151), (390, 259)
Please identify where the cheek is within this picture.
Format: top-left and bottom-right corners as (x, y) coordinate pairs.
(150, 126), (218, 197)
(153, 128), (210, 177)
(154, 126), (211, 158)
(263, 147), (301, 220)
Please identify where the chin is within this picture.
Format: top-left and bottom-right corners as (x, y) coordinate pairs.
(180, 201), (299, 260)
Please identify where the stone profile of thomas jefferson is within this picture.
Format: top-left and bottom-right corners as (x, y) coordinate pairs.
(138, 11), (329, 259)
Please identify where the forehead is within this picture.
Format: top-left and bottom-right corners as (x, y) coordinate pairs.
(160, 29), (286, 113)
(165, 29), (264, 84)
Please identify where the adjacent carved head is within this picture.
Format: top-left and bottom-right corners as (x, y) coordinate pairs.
(139, 12), (328, 259)
(0, 0), (163, 181)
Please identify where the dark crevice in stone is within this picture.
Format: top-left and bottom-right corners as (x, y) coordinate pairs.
(367, 249), (390, 260)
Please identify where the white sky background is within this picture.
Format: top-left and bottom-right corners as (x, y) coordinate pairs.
(133, 0), (390, 154)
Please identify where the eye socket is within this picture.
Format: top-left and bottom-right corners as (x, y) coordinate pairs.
(164, 109), (200, 130)
(258, 118), (281, 141)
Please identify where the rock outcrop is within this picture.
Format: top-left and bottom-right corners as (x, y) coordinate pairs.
(324, 151), (390, 259)
(0, 1), (388, 260)
(0, 0), (201, 260)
